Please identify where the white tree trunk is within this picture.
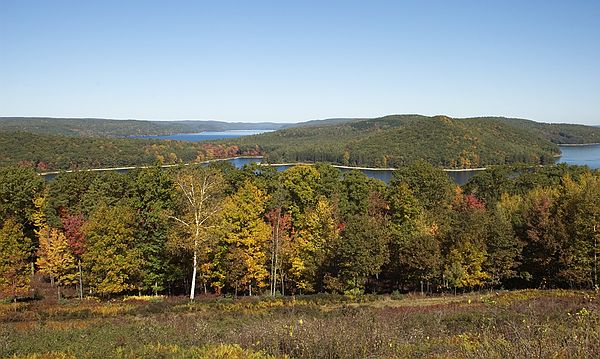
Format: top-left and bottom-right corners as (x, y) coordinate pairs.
(190, 250), (197, 300)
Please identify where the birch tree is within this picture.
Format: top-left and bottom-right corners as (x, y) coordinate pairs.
(170, 166), (224, 300)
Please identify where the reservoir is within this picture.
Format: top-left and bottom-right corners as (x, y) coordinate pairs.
(134, 130), (273, 141)
(557, 144), (600, 169)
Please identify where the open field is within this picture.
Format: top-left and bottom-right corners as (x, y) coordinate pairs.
(2, 289), (599, 358)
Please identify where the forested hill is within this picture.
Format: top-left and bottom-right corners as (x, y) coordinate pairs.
(489, 117), (600, 144)
(0, 131), (253, 171)
(0, 117), (285, 137)
(231, 115), (600, 168)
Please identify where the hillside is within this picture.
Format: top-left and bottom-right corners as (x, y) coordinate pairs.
(2, 115), (599, 171)
(0, 131), (250, 171)
(230, 115), (598, 168)
(488, 117), (600, 144)
(0, 117), (285, 137)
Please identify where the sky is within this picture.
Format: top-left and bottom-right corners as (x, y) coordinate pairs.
(1, 1), (599, 124)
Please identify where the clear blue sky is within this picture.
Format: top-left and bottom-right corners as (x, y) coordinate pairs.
(1, 1), (599, 124)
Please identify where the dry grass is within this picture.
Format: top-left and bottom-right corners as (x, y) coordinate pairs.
(2, 290), (599, 358)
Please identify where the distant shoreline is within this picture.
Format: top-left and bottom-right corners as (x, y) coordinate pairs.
(38, 156), (490, 177)
(559, 143), (600, 147)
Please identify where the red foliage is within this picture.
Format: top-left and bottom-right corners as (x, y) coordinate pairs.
(199, 144), (241, 160)
(265, 208), (292, 236)
(61, 212), (86, 257)
(36, 162), (50, 172)
(463, 194), (485, 210)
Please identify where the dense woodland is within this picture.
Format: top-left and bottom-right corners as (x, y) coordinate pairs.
(1, 161), (599, 301)
(1, 115), (600, 172)
(232, 115), (600, 168)
(0, 131), (258, 171)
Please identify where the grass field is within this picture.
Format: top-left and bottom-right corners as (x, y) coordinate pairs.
(2, 289), (599, 358)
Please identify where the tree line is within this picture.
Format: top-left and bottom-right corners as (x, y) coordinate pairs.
(0, 162), (599, 300)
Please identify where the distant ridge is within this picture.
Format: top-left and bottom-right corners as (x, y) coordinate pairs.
(230, 114), (600, 169)
(0, 117), (286, 137)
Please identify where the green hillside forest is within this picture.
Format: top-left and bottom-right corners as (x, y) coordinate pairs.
(1, 115), (600, 171)
(231, 115), (600, 168)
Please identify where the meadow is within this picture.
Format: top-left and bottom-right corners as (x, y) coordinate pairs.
(2, 287), (599, 358)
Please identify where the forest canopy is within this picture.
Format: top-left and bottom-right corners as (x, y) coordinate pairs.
(1, 162), (599, 300)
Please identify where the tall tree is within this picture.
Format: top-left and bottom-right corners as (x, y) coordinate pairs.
(217, 181), (271, 296)
(390, 160), (455, 214)
(61, 212), (86, 299)
(330, 214), (389, 293)
(518, 187), (562, 287)
(83, 204), (141, 296)
(484, 196), (523, 287)
(169, 166), (224, 300)
(555, 174), (600, 288)
(265, 207), (292, 296)
(36, 228), (78, 299)
(287, 197), (339, 293)
(128, 167), (175, 294)
(443, 189), (489, 290)
(0, 218), (32, 300)
(280, 165), (321, 225)
(0, 166), (45, 238)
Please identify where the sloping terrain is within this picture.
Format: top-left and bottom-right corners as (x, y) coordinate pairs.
(232, 115), (572, 168)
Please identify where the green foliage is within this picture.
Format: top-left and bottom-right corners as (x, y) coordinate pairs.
(279, 165), (320, 224)
(231, 115), (600, 168)
(0, 166), (45, 230)
(329, 214), (390, 292)
(0, 218), (31, 299)
(0, 131), (245, 171)
(83, 204), (142, 295)
(484, 202), (523, 285)
(0, 117), (283, 137)
(391, 160), (455, 213)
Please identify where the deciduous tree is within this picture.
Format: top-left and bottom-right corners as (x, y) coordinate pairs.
(169, 166), (224, 299)
(0, 218), (31, 300)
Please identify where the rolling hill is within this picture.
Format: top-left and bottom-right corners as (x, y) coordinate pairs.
(230, 115), (600, 168)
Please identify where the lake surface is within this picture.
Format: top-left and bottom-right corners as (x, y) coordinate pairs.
(557, 144), (600, 169)
(135, 130), (273, 142)
(249, 161), (478, 185)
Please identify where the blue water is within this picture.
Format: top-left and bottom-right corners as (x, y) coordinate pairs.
(264, 163), (476, 185)
(136, 130), (273, 142)
(557, 144), (600, 169)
